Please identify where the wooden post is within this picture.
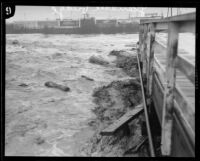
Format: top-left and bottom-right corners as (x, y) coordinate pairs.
(140, 25), (144, 69)
(139, 25), (143, 63)
(140, 25), (145, 74)
(147, 23), (156, 97)
(146, 25), (150, 84)
(161, 22), (179, 156)
(142, 24), (148, 78)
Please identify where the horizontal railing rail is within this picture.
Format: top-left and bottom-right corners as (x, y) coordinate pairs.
(140, 12), (195, 33)
(140, 12), (195, 24)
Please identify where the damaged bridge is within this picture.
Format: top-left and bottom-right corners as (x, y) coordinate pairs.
(138, 12), (195, 157)
(99, 12), (195, 157)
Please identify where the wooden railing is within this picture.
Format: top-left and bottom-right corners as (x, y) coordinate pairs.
(138, 12), (195, 157)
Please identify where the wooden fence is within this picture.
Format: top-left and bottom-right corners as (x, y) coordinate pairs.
(138, 12), (195, 157)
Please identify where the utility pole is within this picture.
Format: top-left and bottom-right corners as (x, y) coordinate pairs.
(167, 8), (173, 17)
(171, 8), (172, 16)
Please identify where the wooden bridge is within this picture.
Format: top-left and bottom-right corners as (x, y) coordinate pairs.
(139, 12), (195, 157)
(100, 12), (195, 157)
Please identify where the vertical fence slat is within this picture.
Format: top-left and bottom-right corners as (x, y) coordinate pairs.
(147, 23), (156, 97)
(142, 24), (148, 78)
(146, 25), (150, 84)
(161, 22), (179, 156)
(139, 25), (143, 62)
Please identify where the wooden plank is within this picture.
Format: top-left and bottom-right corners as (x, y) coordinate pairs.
(154, 39), (195, 75)
(154, 38), (195, 102)
(176, 83), (194, 87)
(154, 55), (195, 98)
(140, 12), (195, 24)
(178, 21), (195, 34)
(146, 33), (150, 85)
(154, 21), (195, 33)
(152, 72), (165, 124)
(154, 40), (195, 83)
(142, 24), (148, 76)
(154, 64), (195, 129)
(171, 112), (195, 157)
(155, 22), (168, 31)
(153, 71), (195, 157)
(139, 25), (145, 70)
(154, 57), (166, 87)
(174, 86), (195, 130)
(100, 105), (143, 136)
(175, 55), (195, 85)
(147, 23), (156, 96)
(139, 25), (143, 62)
(173, 101), (195, 147)
(153, 72), (195, 134)
(161, 22), (179, 156)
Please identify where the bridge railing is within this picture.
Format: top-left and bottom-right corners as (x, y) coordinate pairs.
(138, 12), (195, 157)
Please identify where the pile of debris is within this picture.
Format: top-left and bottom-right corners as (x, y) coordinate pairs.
(89, 55), (109, 66)
(109, 50), (139, 77)
(81, 79), (149, 157)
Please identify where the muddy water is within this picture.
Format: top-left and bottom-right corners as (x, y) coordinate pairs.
(5, 34), (138, 156)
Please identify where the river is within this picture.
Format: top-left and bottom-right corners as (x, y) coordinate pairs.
(5, 34), (138, 156)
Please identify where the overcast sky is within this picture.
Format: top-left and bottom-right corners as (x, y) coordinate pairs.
(7, 6), (196, 22)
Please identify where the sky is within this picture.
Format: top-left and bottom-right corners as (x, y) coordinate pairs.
(7, 6), (196, 22)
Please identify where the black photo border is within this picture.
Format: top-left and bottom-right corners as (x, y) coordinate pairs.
(1, 0), (199, 161)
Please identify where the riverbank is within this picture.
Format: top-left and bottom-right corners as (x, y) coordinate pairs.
(78, 51), (150, 157)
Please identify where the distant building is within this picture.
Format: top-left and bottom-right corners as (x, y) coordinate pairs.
(59, 19), (80, 28)
(117, 19), (137, 27)
(80, 17), (96, 28)
(14, 21), (39, 29)
(37, 20), (59, 28)
(14, 20), (60, 29)
(95, 19), (117, 28)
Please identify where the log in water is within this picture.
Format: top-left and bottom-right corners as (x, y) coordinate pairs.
(44, 81), (70, 92)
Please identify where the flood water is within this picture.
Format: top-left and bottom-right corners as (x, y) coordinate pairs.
(5, 34), (138, 156)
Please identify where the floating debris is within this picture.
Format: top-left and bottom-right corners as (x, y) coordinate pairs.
(44, 81), (70, 92)
(110, 50), (138, 77)
(81, 75), (94, 81)
(89, 55), (109, 66)
(109, 50), (125, 56)
(18, 83), (28, 87)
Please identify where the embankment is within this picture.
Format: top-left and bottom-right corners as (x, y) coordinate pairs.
(80, 50), (150, 157)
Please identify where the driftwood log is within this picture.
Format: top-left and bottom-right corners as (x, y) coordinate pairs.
(81, 75), (94, 81)
(44, 81), (70, 92)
